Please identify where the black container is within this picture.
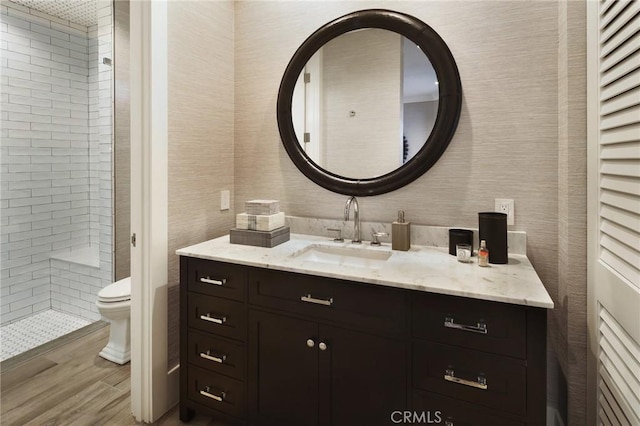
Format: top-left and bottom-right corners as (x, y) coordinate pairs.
(478, 212), (508, 264)
(449, 228), (474, 256)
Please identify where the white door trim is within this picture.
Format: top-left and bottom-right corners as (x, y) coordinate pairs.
(130, 0), (177, 421)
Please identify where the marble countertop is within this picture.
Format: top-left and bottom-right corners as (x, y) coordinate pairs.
(176, 234), (554, 309)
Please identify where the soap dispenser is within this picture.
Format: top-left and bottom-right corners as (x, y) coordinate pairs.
(392, 210), (411, 251)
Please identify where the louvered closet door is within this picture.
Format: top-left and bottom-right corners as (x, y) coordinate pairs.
(587, 1), (640, 425)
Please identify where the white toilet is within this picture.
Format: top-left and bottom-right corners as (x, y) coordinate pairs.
(96, 276), (131, 364)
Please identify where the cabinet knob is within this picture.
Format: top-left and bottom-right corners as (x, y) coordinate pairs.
(319, 342), (328, 351)
(306, 339), (315, 348)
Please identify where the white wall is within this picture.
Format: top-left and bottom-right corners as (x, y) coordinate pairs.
(90, 0), (114, 285)
(403, 100), (437, 162)
(321, 29), (402, 177)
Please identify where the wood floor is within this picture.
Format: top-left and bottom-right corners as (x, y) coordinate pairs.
(0, 325), (225, 425)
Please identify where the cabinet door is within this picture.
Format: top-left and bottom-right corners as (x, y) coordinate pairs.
(249, 310), (319, 426)
(319, 325), (407, 426)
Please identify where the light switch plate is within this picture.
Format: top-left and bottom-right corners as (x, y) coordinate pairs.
(221, 190), (230, 211)
(495, 198), (514, 225)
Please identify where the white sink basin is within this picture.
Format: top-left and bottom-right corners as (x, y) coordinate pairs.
(292, 243), (392, 268)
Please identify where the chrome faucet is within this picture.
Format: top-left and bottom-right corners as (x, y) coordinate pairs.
(344, 196), (361, 244)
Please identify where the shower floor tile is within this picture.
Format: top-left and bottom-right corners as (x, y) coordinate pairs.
(0, 310), (92, 361)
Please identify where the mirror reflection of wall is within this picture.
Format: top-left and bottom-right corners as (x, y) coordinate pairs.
(293, 28), (439, 179)
(323, 29), (401, 178)
(403, 101), (437, 162)
(402, 37), (438, 163)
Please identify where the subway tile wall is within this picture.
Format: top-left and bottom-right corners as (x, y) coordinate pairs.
(94, 0), (113, 288)
(50, 259), (102, 321)
(1, 1), (113, 325)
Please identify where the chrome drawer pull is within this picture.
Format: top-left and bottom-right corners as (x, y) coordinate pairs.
(200, 350), (226, 364)
(200, 386), (226, 402)
(444, 316), (487, 334)
(200, 277), (227, 286)
(444, 368), (487, 390)
(301, 294), (333, 306)
(200, 314), (226, 324)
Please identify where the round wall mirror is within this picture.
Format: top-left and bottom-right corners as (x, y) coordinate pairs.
(277, 9), (462, 196)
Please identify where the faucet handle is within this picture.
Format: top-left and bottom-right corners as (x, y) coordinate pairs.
(371, 231), (389, 246)
(327, 228), (344, 242)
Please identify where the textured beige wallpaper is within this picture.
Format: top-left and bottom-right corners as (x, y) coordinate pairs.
(234, 0), (588, 420)
(167, 0), (235, 367)
(157, 0), (585, 418)
(235, 0), (559, 298)
(557, 1), (587, 424)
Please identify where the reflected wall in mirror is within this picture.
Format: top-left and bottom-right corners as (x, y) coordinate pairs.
(292, 29), (438, 179)
(278, 9), (462, 196)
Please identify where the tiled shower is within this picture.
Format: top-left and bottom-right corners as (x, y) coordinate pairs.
(1, 0), (114, 360)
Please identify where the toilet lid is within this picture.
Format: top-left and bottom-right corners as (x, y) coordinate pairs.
(98, 277), (131, 302)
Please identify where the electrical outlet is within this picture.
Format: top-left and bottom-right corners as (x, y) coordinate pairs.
(495, 198), (514, 225)
(221, 190), (230, 211)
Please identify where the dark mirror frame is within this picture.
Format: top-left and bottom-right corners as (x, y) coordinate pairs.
(277, 9), (462, 196)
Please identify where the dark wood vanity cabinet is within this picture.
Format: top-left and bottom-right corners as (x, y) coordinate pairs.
(248, 305), (407, 426)
(179, 257), (249, 423)
(180, 257), (547, 425)
(411, 292), (547, 426)
(247, 267), (408, 426)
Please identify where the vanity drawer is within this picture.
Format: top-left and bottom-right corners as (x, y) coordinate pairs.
(188, 331), (246, 380)
(248, 267), (407, 335)
(188, 294), (247, 341)
(412, 390), (525, 426)
(187, 365), (246, 418)
(412, 292), (526, 359)
(187, 258), (247, 302)
(413, 341), (526, 416)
